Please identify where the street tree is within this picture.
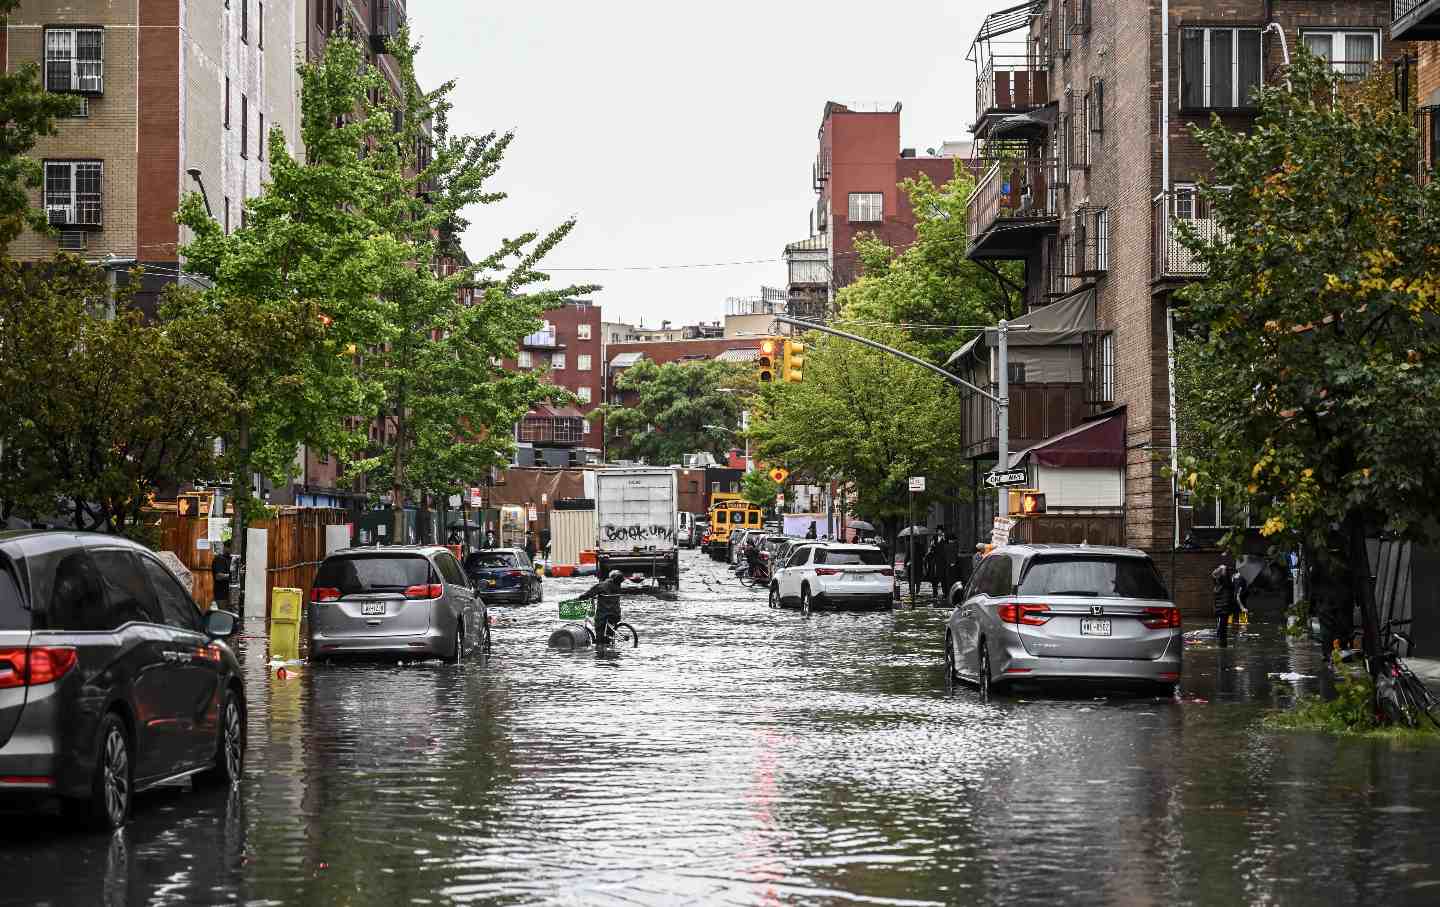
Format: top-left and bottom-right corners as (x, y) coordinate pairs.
(0, 257), (235, 537)
(602, 359), (754, 465)
(839, 169), (1017, 365)
(1174, 52), (1440, 660)
(0, 0), (80, 253)
(741, 469), (783, 511)
(748, 326), (967, 546)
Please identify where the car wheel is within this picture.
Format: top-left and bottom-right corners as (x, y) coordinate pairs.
(79, 713), (132, 831)
(944, 632), (959, 690)
(199, 689), (245, 787)
(445, 623), (463, 664)
(768, 584), (780, 610)
(533, 582), (544, 604)
(800, 586), (813, 618)
(978, 640), (993, 701)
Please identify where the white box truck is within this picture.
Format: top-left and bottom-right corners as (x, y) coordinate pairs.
(595, 467), (680, 590)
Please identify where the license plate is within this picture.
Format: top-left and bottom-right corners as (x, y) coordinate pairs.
(1080, 618), (1112, 637)
(361, 601), (386, 616)
(486, 579), (497, 587)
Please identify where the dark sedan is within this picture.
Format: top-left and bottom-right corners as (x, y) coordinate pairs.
(464, 548), (542, 605)
(0, 531), (245, 830)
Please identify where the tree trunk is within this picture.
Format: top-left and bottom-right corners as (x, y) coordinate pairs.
(1345, 512), (1381, 671)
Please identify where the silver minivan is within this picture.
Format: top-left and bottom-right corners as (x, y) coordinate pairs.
(308, 546), (487, 662)
(945, 544), (1183, 695)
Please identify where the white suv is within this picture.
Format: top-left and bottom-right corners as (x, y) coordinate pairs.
(770, 543), (895, 615)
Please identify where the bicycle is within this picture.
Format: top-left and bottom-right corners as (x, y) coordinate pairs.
(738, 560), (771, 589)
(1372, 618), (1440, 729)
(554, 600), (639, 650)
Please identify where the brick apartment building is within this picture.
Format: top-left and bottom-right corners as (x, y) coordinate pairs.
(964, 0), (1401, 606)
(496, 300), (605, 467)
(604, 336), (765, 409)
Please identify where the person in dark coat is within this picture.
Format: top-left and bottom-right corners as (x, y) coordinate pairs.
(579, 570), (624, 643)
(924, 528), (950, 597)
(540, 527), (552, 560)
(1213, 563), (1249, 647)
(524, 533), (538, 563)
(805, 522), (818, 540)
(210, 542), (231, 610)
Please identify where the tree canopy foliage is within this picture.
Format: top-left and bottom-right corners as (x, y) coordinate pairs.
(1174, 52), (1440, 648)
(602, 359), (753, 466)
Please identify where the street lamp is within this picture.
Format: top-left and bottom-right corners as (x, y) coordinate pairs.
(186, 167), (214, 218)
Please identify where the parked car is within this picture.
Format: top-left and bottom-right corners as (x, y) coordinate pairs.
(0, 531), (245, 830)
(944, 544), (1182, 696)
(308, 546), (485, 662)
(464, 548), (542, 605)
(770, 543), (893, 613)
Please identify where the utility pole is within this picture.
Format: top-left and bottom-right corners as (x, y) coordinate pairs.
(997, 319), (1010, 523)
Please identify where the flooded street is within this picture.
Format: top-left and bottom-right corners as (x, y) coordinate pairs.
(6, 550), (1440, 906)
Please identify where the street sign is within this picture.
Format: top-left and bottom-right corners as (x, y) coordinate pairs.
(985, 468), (1028, 489)
(908, 476), (926, 492)
(991, 516), (1013, 547)
(770, 467), (790, 484)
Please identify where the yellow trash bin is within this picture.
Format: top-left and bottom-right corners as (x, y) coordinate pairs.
(270, 587), (303, 663)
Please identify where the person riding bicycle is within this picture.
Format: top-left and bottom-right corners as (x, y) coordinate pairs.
(743, 537), (766, 581)
(579, 569), (624, 643)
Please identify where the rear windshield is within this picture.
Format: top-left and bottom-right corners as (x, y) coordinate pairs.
(1017, 556), (1170, 600)
(468, 552), (519, 570)
(816, 548), (886, 566)
(314, 555), (434, 595)
(0, 562), (28, 631)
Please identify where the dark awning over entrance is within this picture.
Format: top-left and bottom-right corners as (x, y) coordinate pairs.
(1011, 412), (1124, 468)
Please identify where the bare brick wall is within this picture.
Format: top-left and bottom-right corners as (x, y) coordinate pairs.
(138, 0), (180, 263)
(1419, 42), (1440, 105)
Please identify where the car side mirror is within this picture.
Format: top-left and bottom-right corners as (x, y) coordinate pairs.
(204, 609), (238, 639)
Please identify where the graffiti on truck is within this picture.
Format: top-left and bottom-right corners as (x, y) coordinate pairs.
(602, 523), (676, 544)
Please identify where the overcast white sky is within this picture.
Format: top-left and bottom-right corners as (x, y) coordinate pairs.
(411, 2), (990, 328)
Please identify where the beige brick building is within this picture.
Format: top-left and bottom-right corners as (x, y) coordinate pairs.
(964, 0), (1402, 608)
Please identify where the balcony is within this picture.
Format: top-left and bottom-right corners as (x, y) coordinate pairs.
(975, 56), (1049, 135)
(370, 0), (405, 53)
(1152, 190), (1223, 282)
(521, 328), (563, 350)
(966, 157), (1060, 260)
(519, 405), (586, 446)
(1393, 0), (1440, 40)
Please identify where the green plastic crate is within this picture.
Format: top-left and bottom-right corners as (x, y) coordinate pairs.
(557, 599), (592, 621)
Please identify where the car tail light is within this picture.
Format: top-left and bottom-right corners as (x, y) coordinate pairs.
(814, 568), (841, 576)
(0, 776), (55, 787)
(996, 603), (1052, 626)
(0, 647), (78, 688)
(1140, 607), (1182, 629)
(312, 586), (341, 603)
(404, 583), (444, 600)
(879, 568), (894, 577)
(505, 570), (525, 578)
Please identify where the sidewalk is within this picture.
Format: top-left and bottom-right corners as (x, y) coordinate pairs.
(1408, 657), (1440, 683)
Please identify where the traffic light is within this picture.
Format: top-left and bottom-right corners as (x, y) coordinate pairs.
(757, 339), (777, 383)
(782, 340), (805, 383)
(1008, 489), (1047, 516)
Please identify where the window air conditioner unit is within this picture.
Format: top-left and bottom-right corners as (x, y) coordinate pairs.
(47, 206), (72, 226)
(58, 231), (87, 251)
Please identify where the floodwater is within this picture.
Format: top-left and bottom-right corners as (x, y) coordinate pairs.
(5, 550), (1440, 906)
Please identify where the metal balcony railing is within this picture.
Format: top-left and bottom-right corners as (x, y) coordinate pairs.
(521, 329), (560, 349)
(1152, 190), (1224, 281)
(519, 417), (584, 445)
(975, 55), (1049, 123)
(967, 156), (1061, 247)
(1393, 0), (1440, 39)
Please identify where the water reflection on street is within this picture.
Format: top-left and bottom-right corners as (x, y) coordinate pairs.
(5, 550), (1440, 905)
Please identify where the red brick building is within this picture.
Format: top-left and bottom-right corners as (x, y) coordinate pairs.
(813, 102), (960, 291)
(497, 300), (605, 465)
(604, 337), (765, 408)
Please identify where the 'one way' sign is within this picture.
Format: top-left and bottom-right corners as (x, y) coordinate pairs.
(984, 469), (1028, 489)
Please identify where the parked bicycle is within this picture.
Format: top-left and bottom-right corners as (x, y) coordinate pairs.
(1373, 618), (1439, 729)
(738, 560), (771, 589)
(554, 599), (639, 649)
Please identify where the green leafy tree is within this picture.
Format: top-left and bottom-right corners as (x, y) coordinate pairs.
(602, 359), (754, 465)
(1174, 52), (1440, 659)
(741, 469), (782, 511)
(748, 326), (967, 543)
(0, 0), (80, 253)
(0, 257), (235, 537)
(840, 169), (1017, 365)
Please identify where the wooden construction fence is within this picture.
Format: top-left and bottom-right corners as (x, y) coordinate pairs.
(155, 508), (351, 611)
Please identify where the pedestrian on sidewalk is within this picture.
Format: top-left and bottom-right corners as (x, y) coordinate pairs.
(540, 527), (552, 560)
(925, 527), (950, 598)
(525, 533), (538, 563)
(210, 542), (231, 611)
(1212, 563), (1248, 647)
(805, 521), (818, 540)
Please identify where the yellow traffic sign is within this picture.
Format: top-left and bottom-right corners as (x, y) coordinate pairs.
(770, 467), (790, 484)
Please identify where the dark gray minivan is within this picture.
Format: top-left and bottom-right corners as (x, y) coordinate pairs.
(0, 531), (245, 830)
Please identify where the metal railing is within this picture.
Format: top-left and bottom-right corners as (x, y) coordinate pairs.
(975, 55), (1049, 121)
(521, 328), (559, 348)
(967, 156), (1061, 244)
(1395, 0), (1434, 30)
(519, 417), (584, 445)
(1152, 190), (1223, 280)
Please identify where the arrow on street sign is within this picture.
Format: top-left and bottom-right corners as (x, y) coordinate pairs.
(985, 469), (1029, 489)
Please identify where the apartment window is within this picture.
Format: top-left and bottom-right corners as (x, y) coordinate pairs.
(577, 354), (593, 371)
(551, 352), (566, 370)
(577, 386), (593, 404)
(225, 77), (231, 128)
(577, 323), (592, 340)
(240, 94), (248, 158)
(1007, 363), (1027, 385)
(848, 192), (882, 223)
(43, 161), (103, 228)
(241, 0), (249, 43)
(517, 351), (533, 368)
(45, 28), (104, 94)
(258, 113), (265, 160)
(1088, 78), (1104, 136)
(258, 2), (264, 49)
(1094, 207), (1109, 272)
(1181, 27), (1263, 110)
(1083, 331), (1114, 404)
(1301, 30), (1380, 81)
(224, 196), (231, 234)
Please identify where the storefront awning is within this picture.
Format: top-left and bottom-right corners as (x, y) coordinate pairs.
(1011, 412), (1124, 469)
(944, 288), (1096, 369)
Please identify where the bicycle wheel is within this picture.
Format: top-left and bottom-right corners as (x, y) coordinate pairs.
(1375, 671), (1409, 726)
(1397, 666), (1436, 728)
(613, 622), (639, 648)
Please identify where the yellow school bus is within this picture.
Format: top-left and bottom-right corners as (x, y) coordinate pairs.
(705, 497), (764, 561)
